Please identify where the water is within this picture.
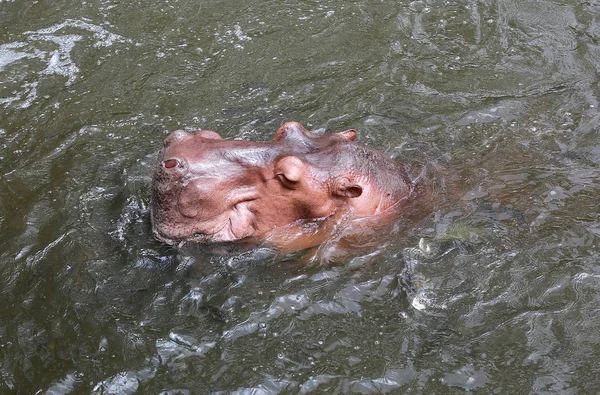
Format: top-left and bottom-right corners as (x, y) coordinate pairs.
(1, 0), (600, 393)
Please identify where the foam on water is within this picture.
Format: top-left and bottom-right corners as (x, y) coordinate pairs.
(1, 19), (124, 108)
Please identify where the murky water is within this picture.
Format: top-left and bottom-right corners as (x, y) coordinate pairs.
(1, 0), (600, 393)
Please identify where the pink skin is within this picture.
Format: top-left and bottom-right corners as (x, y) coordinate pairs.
(151, 122), (416, 253)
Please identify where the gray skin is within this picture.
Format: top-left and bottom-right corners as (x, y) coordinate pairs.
(151, 122), (418, 253)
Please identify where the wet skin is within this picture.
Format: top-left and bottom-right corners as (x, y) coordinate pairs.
(151, 122), (421, 254)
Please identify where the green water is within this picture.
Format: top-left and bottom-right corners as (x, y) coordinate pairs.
(1, 0), (600, 393)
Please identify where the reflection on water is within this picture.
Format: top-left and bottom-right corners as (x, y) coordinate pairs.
(1, 0), (600, 393)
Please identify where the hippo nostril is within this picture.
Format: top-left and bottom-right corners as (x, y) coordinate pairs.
(163, 158), (181, 169)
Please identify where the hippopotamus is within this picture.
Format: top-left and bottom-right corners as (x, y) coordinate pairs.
(151, 122), (424, 254)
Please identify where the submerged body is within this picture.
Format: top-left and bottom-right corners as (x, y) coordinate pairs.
(151, 122), (422, 254)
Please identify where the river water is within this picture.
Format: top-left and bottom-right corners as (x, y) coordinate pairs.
(1, 0), (600, 393)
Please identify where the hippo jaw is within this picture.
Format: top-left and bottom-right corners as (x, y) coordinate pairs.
(151, 172), (264, 245)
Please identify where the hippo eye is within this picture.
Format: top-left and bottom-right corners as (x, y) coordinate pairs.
(274, 156), (305, 188)
(277, 173), (299, 188)
(278, 173), (296, 183)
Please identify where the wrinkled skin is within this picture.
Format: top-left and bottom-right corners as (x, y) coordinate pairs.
(151, 122), (420, 254)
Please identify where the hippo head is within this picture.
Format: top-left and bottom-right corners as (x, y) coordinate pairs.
(151, 122), (413, 250)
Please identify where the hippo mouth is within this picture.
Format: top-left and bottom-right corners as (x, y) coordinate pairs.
(151, 217), (251, 246)
(150, 193), (260, 245)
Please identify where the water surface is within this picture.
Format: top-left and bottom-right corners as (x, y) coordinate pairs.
(1, 0), (600, 393)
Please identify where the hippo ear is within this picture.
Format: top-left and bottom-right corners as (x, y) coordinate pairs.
(334, 177), (363, 198)
(197, 130), (223, 140)
(336, 129), (358, 141)
(274, 156), (306, 188)
(273, 122), (312, 141)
